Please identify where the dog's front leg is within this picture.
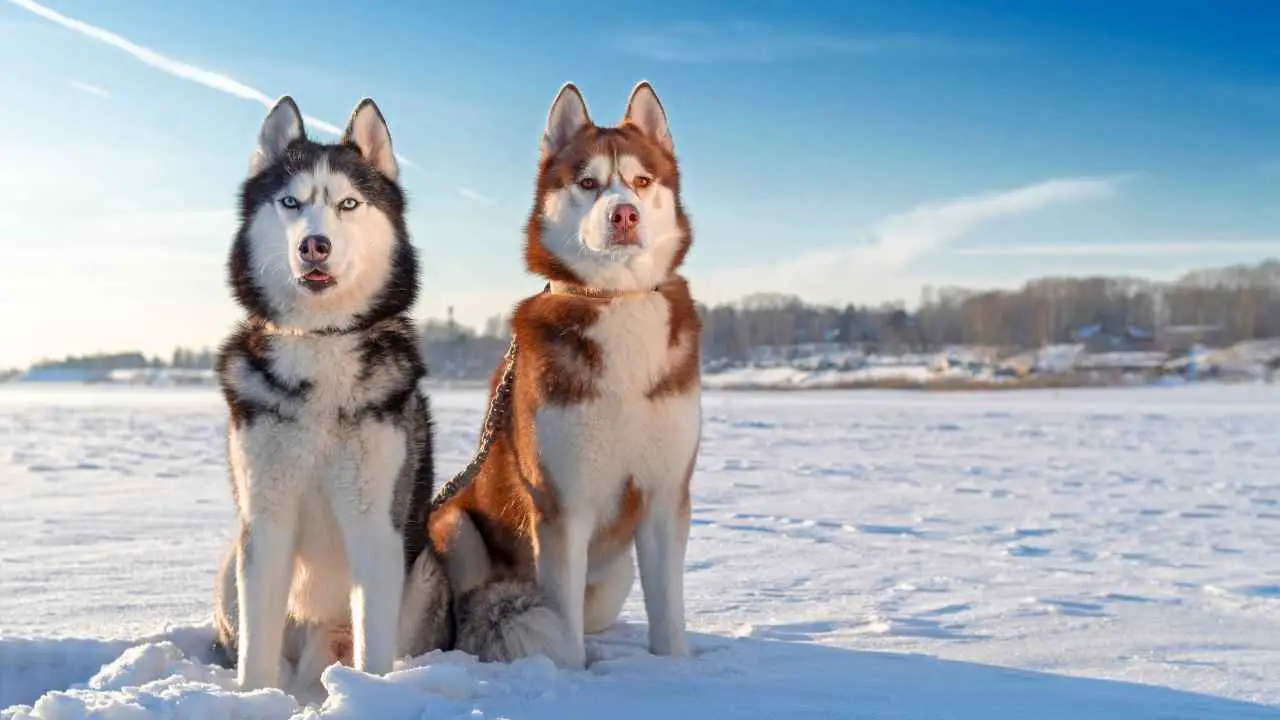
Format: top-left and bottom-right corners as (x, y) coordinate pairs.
(329, 422), (406, 676)
(536, 512), (591, 669)
(634, 483), (692, 658)
(237, 510), (300, 689)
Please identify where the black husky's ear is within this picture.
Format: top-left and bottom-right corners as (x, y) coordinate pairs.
(250, 96), (305, 176)
(343, 98), (398, 181)
(623, 81), (673, 154)
(541, 82), (592, 158)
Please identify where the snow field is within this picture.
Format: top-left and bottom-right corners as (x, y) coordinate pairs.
(1, 384), (1278, 718)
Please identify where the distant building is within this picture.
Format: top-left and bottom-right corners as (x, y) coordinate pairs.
(1155, 325), (1225, 354)
(1070, 319), (1157, 353)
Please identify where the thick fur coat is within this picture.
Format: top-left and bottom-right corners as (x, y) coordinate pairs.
(211, 97), (451, 694)
(427, 81), (702, 669)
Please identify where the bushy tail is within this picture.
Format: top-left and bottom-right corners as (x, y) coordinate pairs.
(453, 578), (579, 668)
(437, 509), (579, 667)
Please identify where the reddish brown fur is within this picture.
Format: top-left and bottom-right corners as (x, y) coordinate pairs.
(589, 478), (645, 567)
(647, 277), (703, 400)
(429, 90), (699, 620)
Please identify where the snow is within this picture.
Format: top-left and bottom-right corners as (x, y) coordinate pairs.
(2, 383), (1279, 719)
(702, 360), (971, 390)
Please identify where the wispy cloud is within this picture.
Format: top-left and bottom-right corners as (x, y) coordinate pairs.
(6, 0), (519, 206)
(954, 239), (1280, 257)
(616, 21), (1004, 63)
(697, 174), (1127, 306)
(8, 0), (345, 134)
(68, 79), (109, 98)
(455, 186), (498, 206)
(7, 0), (426, 167)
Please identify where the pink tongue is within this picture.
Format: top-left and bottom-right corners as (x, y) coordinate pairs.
(306, 271), (329, 281)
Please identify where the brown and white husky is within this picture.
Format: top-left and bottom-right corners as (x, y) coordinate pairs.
(428, 80), (702, 669)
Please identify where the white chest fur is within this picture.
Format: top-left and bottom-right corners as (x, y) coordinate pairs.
(227, 332), (405, 521)
(270, 333), (366, 414)
(227, 331), (409, 635)
(534, 294), (701, 519)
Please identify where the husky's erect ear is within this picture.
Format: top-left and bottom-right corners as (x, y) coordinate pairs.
(343, 98), (398, 181)
(623, 81), (673, 154)
(250, 96), (305, 176)
(541, 82), (592, 158)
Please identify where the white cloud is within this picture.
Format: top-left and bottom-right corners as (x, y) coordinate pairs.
(68, 79), (109, 98)
(7, 0), (416, 167)
(953, 239), (1280, 257)
(456, 186), (499, 206)
(695, 175), (1127, 307)
(8, 3), (515, 211)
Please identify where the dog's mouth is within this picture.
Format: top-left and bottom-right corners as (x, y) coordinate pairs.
(582, 233), (645, 255)
(297, 269), (336, 293)
(608, 231), (643, 249)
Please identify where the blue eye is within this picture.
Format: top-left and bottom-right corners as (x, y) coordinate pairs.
(280, 195), (300, 209)
(338, 198), (360, 211)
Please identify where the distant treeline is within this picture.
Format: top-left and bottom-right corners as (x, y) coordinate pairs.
(910, 260), (1280, 350)
(18, 259), (1280, 378)
(423, 259), (1280, 377)
(29, 351), (164, 371)
(28, 348), (217, 372)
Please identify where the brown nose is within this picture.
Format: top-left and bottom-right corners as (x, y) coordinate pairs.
(298, 234), (331, 263)
(609, 204), (640, 232)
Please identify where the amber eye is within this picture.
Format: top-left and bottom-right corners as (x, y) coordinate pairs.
(633, 176), (652, 189)
(578, 177), (598, 191)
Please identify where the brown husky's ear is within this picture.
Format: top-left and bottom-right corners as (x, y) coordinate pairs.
(250, 95), (305, 176)
(623, 81), (673, 153)
(542, 82), (592, 158)
(343, 98), (398, 181)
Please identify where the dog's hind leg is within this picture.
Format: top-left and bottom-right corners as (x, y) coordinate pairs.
(211, 542), (239, 667)
(398, 546), (454, 658)
(290, 621), (352, 696)
(584, 549), (635, 635)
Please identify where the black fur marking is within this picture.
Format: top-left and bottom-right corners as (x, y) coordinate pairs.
(338, 385), (416, 425)
(215, 324), (304, 428)
(400, 393), (437, 574)
(235, 328), (311, 398)
(209, 637), (235, 670)
(357, 318), (423, 381)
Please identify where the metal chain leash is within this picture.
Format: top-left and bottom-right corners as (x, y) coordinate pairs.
(428, 335), (519, 511)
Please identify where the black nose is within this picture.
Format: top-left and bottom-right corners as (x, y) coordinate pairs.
(299, 234), (331, 263)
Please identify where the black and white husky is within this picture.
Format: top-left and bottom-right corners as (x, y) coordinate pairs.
(211, 96), (451, 693)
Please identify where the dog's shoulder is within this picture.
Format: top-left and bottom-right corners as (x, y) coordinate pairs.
(511, 292), (603, 344)
(216, 321), (309, 427)
(344, 316), (430, 424)
(655, 274), (701, 347)
(353, 316), (427, 380)
(510, 292), (606, 406)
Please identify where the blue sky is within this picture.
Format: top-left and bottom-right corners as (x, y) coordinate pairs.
(1, 0), (1278, 368)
